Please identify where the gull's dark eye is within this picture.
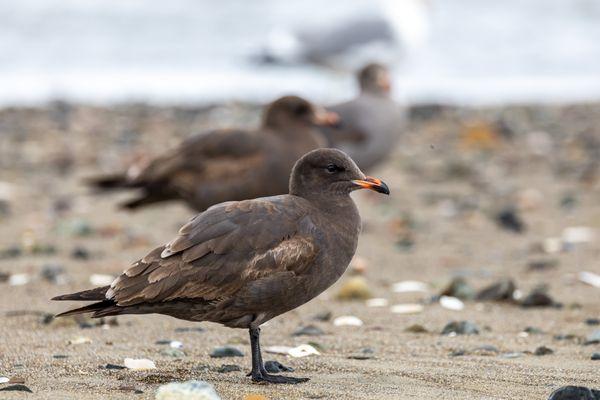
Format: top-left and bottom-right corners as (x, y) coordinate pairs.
(326, 163), (344, 173)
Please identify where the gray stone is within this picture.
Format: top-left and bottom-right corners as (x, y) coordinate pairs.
(534, 346), (554, 356)
(547, 386), (600, 400)
(585, 330), (600, 345)
(292, 325), (324, 336)
(264, 360), (294, 373)
(216, 364), (241, 373)
(209, 346), (243, 358)
(475, 278), (516, 301)
(441, 321), (480, 335)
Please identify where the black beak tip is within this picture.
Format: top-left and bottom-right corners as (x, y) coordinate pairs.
(377, 182), (390, 195)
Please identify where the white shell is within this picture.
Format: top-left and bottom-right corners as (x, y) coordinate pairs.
(390, 303), (424, 314)
(439, 296), (464, 311)
(366, 298), (389, 307)
(392, 280), (429, 293)
(124, 358), (156, 370)
(579, 271), (600, 288)
(333, 315), (363, 326)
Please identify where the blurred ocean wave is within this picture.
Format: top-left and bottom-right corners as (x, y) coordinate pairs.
(0, 0), (599, 105)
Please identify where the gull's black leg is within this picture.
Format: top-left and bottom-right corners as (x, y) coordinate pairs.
(248, 327), (309, 384)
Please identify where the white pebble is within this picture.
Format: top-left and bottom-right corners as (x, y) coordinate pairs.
(392, 280), (429, 293)
(562, 227), (595, 244)
(68, 336), (92, 345)
(8, 273), (29, 286)
(124, 358), (156, 370)
(440, 296), (464, 311)
(264, 346), (292, 355)
(0, 377), (9, 383)
(170, 341), (184, 349)
(288, 344), (320, 358)
(333, 315), (363, 327)
(578, 271), (600, 288)
(366, 298), (389, 307)
(542, 237), (563, 254)
(155, 380), (221, 400)
(390, 303), (424, 314)
(89, 274), (114, 286)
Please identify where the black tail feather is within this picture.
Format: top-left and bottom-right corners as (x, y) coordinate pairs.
(52, 286), (110, 301)
(54, 300), (116, 318)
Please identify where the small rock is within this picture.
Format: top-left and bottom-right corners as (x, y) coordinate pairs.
(585, 318), (600, 326)
(0, 377), (8, 383)
(473, 345), (499, 354)
(349, 256), (369, 275)
(578, 271), (600, 288)
(68, 336), (92, 345)
(71, 246), (90, 260)
(500, 352), (523, 359)
(52, 354), (69, 359)
(441, 321), (480, 335)
(170, 341), (183, 349)
(312, 311), (332, 321)
(523, 326), (543, 335)
(390, 303), (424, 314)
(534, 346), (554, 356)
(527, 259), (559, 271)
(292, 325), (324, 336)
(8, 273), (29, 286)
(591, 353), (600, 360)
(366, 298), (388, 307)
(521, 287), (556, 308)
(547, 386), (600, 400)
(392, 280), (429, 293)
(0, 246), (21, 260)
(209, 346), (243, 358)
(348, 347), (375, 360)
(216, 364), (241, 373)
(124, 358), (156, 370)
(119, 385), (144, 394)
(264, 344), (320, 358)
(105, 363), (126, 370)
(585, 330), (600, 345)
(336, 276), (372, 300)
(41, 264), (68, 284)
(155, 380), (221, 400)
(161, 348), (185, 358)
(333, 315), (363, 327)
(404, 324), (428, 333)
(0, 384), (33, 393)
(263, 360), (294, 373)
(562, 227), (595, 245)
(475, 278), (516, 301)
(440, 296), (464, 311)
(495, 208), (525, 233)
(449, 349), (466, 357)
(441, 277), (475, 300)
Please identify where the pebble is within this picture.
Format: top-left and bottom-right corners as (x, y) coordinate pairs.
(366, 298), (389, 307)
(585, 318), (600, 326)
(155, 380), (221, 400)
(500, 352), (523, 359)
(390, 303), (424, 314)
(521, 287), (556, 308)
(348, 347), (375, 360)
(349, 256), (369, 275)
(124, 358), (156, 370)
(404, 324), (428, 333)
(547, 386), (600, 400)
(527, 259), (559, 271)
(495, 208), (525, 233)
(53, 354), (69, 359)
(161, 348), (185, 358)
(333, 316), (363, 327)
(441, 277), (475, 300)
(68, 336), (92, 345)
(71, 246), (91, 260)
(292, 325), (324, 336)
(542, 238), (563, 254)
(392, 280), (429, 293)
(585, 330), (600, 345)
(264, 344), (320, 358)
(0, 377), (8, 383)
(41, 264), (68, 284)
(0, 246), (21, 260)
(578, 271), (600, 288)
(170, 341), (184, 349)
(312, 311), (332, 322)
(8, 273), (29, 286)
(335, 276), (372, 300)
(216, 364), (241, 373)
(591, 353), (600, 360)
(475, 278), (516, 301)
(89, 274), (114, 286)
(534, 346), (554, 356)
(562, 227), (595, 245)
(441, 321), (480, 335)
(439, 296), (464, 311)
(105, 363), (126, 370)
(209, 346), (243, 358)
(263, 360), (294, 373)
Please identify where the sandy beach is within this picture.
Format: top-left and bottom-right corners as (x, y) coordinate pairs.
(0, 101), (599, 399)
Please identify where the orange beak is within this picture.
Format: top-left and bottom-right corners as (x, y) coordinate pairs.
(312, 109), (340, 127)
(351, 176), (390, 195)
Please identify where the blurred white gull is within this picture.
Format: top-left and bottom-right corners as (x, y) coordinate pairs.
(259, 0), (430, 69)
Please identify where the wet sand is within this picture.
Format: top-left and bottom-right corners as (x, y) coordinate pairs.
(0, 102), (599, 399)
